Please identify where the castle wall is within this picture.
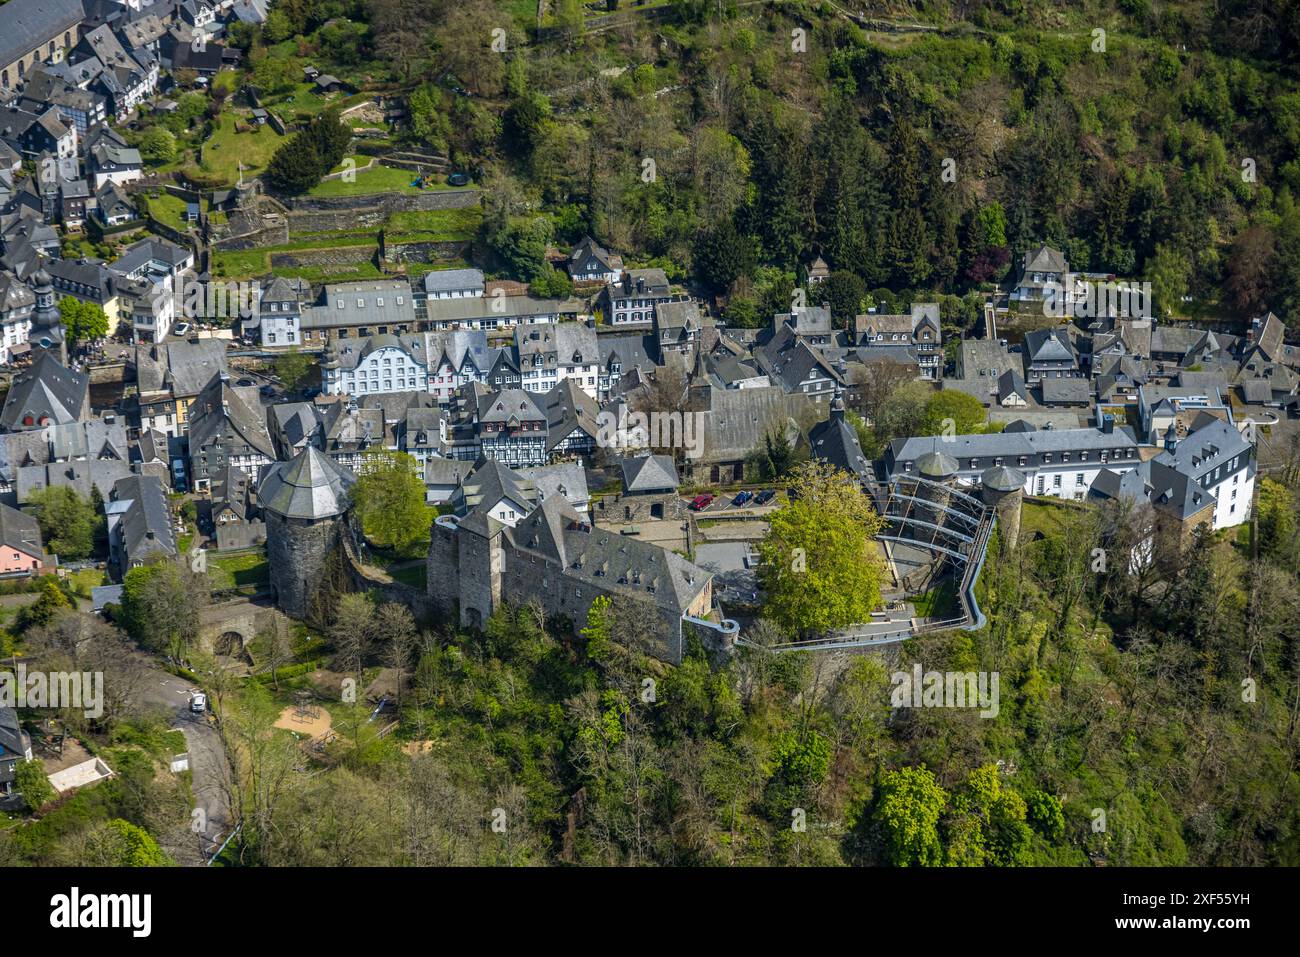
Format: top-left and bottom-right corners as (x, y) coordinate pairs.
(425, 521), (460, 615)
(455, 530), (501, 629)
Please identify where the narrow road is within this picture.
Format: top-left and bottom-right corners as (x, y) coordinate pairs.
(135, 665), (233, 866)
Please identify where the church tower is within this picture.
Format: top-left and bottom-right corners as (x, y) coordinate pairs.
(28, 267), (67, 364)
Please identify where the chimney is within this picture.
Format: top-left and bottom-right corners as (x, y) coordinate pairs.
(1101, 414), (1114, 434)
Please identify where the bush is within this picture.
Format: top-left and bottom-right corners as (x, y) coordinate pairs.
(15, 758), (55, 812)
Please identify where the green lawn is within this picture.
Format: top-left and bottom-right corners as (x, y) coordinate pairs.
(197, 113), (284, 185)
(309, 163), (428, 198)
(144, 191), (194, 231)
(912, 580), (959, 619)
(65, 568), (106, 600)
(384, 207), (483, 243)
(208, 550), (270, 591)
(212, 241), (378, 280)
(389, 564), (427, 589)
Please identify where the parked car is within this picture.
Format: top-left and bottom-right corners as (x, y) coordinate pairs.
(754, 489), (776, 506)
(732, 490), (753, 507)
(174, 322), (191, 336)
(689, 494), (714, 511)
(189, 692), (207, 714)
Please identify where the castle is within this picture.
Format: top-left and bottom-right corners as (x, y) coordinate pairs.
(426, 459), (722, 664)
(262, 448), (726, 663)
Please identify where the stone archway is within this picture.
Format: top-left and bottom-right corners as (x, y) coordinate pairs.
(214, 631), (253, 664)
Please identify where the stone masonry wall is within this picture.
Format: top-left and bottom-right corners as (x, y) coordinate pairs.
(266, 510), (341, 621)
(426, 521), (460, 615)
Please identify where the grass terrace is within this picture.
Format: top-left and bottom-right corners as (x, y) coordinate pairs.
(208, 550), (271, 592)
(308, 162), (429, 198)
(196, 113), (285, 186)
(384, 207), (482, 243)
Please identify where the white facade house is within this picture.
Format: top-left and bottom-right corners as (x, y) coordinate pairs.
(1153, 418), (1256, 531)
(886, 421), (1144, 503)
(122, 272), (176, 343)
(0, 275), (34, 364)
(515, 323), (600, 400)
(322, 334), (429, 397)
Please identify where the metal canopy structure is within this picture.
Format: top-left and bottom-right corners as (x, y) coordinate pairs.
(740, 474), (996, 654)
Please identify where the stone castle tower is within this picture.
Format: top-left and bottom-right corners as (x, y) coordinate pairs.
(979, 465), (1025, 551)
(259, 446), (357, 620)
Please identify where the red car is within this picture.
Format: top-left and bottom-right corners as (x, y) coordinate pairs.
(690, 494), (714, 511)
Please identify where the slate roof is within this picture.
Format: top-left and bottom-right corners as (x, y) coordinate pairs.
(542, 378), (599, 452)
(0, 501), (43, 560)
(1089, 465), (1150, 505)
(998, 369), (1028, 403)
(211, 465), (253, 521)
(0, 0), (85, 75)
(427, 329), (490, 372)
(0, 705), (30, 780)
(424, 457), (472, 486)
(808, 399), (869, 480)
(521, 462), (588, 512)
(16, 459), (132, 504)
(1022, 245), (1067, 274)
(111, 474), (176, 564)
(568, 236), (620, 274)
(620, 454), (679, 493)
(422, 268), (484, 294)
(477, 389), (545, 425)
(269, 401), (319, 453)
(0, 354), (88, 431)
(47, 418), (128, 462)
(508, 495), (710, 617)
(1024, 327), (1077, 365)
(696, 387), (808, 464)
(888, 424), (1141, 475)
(1039, 377), (1092, 405)
(258, 446), (356, 520)
(188, 374), (275, 459)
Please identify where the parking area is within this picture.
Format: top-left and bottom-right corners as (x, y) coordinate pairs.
(682, 488), (783, 514)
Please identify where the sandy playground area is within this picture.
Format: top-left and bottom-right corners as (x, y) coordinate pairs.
(275, 703), (333, 739)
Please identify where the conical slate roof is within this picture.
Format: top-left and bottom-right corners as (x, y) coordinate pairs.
(916, 449), (959, 479)
(259, 446), (356, 520)
(981, 465), (1025, 492)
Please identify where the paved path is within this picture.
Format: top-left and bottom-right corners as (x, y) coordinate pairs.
(134, 665), (233, 866)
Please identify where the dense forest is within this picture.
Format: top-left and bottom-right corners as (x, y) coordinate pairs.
(257, 0), (1300, 335)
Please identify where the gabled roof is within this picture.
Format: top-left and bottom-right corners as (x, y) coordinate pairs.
(808, 401), (869, 479)
(0, 0), (85, 77)
(0, 501), (43, 560)
(1024, 327), (1076, 364)
(998, 369), (1028, 402)
(543, 378), (599, 451)
(1022, 244), (1067, 274)
(477, 389), (545, 425)
(111, 474), (177, 564)
(422, 267), (484, 294)
(188, 374), (275, 459)
(0, 354), (89, 431)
